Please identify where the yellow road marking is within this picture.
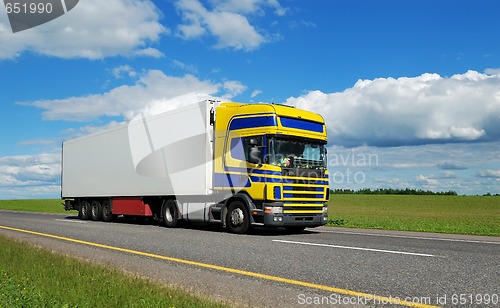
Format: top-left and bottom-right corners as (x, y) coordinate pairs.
(0, 225), (440, 308)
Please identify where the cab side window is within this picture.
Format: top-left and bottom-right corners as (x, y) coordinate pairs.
(229, 136), (264, 163)
(229, 137), (246, 161)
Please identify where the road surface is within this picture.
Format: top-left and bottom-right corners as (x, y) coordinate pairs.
(0, 210), (498, 307)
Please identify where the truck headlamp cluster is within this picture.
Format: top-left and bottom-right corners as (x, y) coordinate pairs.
(322, 206), (328, 220)
(264, 206), (283, 214)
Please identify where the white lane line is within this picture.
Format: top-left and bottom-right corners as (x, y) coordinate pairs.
(273, 239), (443, 257)
(313, 229), (500, 245)
(54, 219), (87, 224)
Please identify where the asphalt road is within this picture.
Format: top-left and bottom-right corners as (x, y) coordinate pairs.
(0, 210), (499, 307)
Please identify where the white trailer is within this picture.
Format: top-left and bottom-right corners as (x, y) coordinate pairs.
(62, 100), (215, 198)
(62, 100), (221, 224)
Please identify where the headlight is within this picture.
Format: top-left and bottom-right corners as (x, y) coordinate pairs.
(322, 206), (328, 215)
(264, 206), (283, 214)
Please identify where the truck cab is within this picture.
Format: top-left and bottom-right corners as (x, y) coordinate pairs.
(212, 103), (329, 233)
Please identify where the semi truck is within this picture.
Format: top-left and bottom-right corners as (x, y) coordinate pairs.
(62, 99), (329, 234)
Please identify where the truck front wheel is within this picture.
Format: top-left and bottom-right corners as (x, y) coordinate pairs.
(226, 201), (250, 234)
(162, 200), (178, 228)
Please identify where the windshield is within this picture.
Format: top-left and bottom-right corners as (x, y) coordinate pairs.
(269, 137), (327, 169)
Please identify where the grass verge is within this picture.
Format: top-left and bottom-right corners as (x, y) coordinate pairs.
(327, 195), (500, 236)
(0, 199), (66, 214)
(0, 235), (227, 308)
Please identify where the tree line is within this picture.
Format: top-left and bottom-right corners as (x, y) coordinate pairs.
(331, 188), (500, 196)
(331, 188), (458, 195)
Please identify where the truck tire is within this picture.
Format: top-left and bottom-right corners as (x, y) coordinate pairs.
(226, 200), (250, 234)
(162, 200), (178, 228)
(101, 200), (113, 222)
(90, 200), (102, 221)
(79, 200), (91, 220)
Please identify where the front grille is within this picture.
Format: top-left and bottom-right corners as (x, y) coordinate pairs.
(282, 179), (327, 215)
(284, 186), (323, 192)
(283, 179), (328, 185)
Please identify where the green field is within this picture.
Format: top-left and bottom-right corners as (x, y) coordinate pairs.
(0, 195), (499, 236)
(327, 195), (500, 236)
(0, 235), (227, 308)
(0, 199), (67, 214)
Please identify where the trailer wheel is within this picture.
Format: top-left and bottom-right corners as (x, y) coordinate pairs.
(90, 200), (102, 221)
(79, 200), (91, 220)
(162, 200), (178, 228)
(226, 201), (250, 234)
(101, 200), (113, 222)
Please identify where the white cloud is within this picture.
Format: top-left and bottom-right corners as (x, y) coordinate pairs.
(0, 0), (167, 60)
(221, 80), (247, 99)
(251, 90), (263, 98)
(175, 0), (284, 50)
(436, 162), (467, 170)
(133, 47), (165, 58)
(172, 59), (199, 74)
(476, 169), (500, 178)
(485, 68), (500, 75)
(288, 20), (317, 30)
(111, 65), (137, 79)
(0, 185), (61, 200)
(328, 141), (500, 195)
(415, 175), (439, 186)
(208, 0), (288, 16)
(26, 70), (245, 121)
(0, 154), (60, 190)
(62, 121), (124, 139)
(286, 70), (500, 147)
(16, 138), (58, 147)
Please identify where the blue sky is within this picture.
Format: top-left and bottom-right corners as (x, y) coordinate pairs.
(1, 0), (499, 198)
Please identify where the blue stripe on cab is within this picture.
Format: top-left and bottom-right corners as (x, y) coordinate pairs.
(280, 117), (324, 133)
(283, 194), (323, 198)
(229, 116), (277, 130)
(283, 187), (324, 191)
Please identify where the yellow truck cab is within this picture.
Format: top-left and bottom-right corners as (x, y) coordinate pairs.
(212, 102), (329, 233)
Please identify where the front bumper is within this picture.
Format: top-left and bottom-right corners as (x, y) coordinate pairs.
(259, 202), (328, 228)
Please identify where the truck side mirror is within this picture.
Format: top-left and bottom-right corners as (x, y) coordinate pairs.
(248, 146), (262, 164)
(247, 138), (260, 146)
(247, 138), (263, 165)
